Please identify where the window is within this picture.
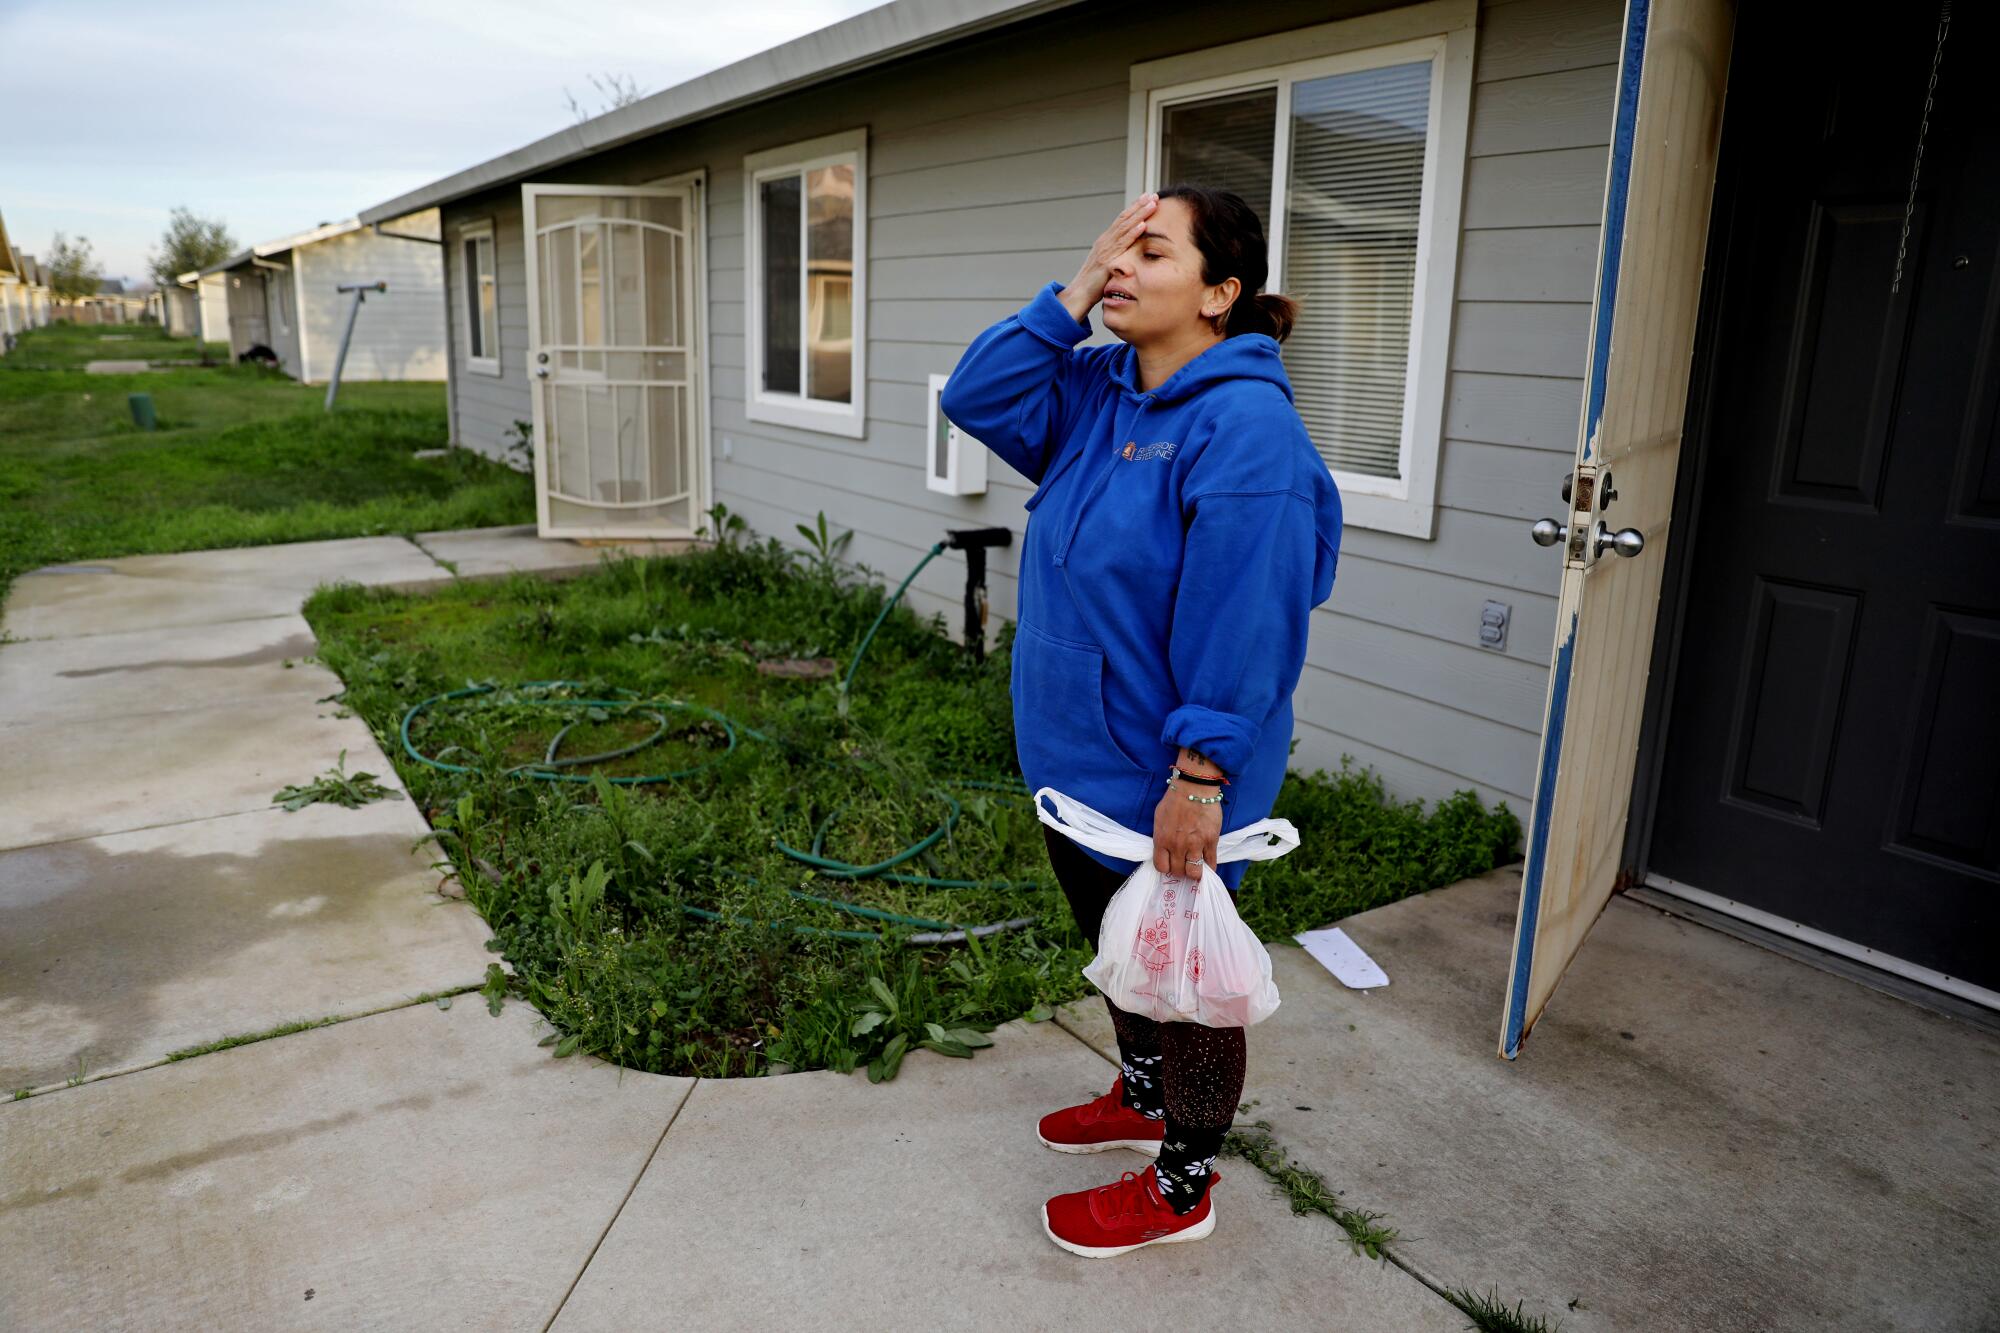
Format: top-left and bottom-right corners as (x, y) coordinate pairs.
(743, 128), (867, 438)
(459, 220), (499, 375)
(1130, 5), (1475, 538)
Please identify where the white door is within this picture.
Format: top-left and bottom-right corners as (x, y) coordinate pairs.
(523, 181), (703, 539)
(1499, 0), (1734, 1058)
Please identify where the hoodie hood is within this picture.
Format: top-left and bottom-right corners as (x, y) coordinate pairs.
(1106, 332), (1295, 405)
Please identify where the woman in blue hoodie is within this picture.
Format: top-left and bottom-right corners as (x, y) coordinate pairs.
(941, 185), (1342, 1257)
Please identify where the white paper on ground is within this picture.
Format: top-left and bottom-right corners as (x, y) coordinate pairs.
(1294, 926), (1389, 989)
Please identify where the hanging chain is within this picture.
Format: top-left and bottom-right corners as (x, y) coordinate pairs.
(1891, 0), (1952, 294)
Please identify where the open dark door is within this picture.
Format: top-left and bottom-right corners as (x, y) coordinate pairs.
(1645, 2), (1998, 1005)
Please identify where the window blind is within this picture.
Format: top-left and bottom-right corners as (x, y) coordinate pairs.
(1280, 59), (1433, 480)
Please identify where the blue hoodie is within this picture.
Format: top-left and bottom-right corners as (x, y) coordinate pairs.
(941, 280), (1342, 889)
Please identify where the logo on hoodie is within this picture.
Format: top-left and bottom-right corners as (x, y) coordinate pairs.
(1121, 440), (1178, 462)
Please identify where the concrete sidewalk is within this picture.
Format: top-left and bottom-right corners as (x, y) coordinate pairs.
(7, 531), (1991, 1331)
(0, 532), (1463, 1332)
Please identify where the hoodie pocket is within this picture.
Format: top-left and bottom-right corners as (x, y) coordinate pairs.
(1011, 621), (1154, 807)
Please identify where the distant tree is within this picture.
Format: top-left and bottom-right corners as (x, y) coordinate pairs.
(46, 233), (100, 303)
(149, 208), (235, 286)
(563, 72), (645, 124)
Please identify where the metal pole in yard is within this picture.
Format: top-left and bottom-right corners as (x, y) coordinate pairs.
(325, 281), (387, 411)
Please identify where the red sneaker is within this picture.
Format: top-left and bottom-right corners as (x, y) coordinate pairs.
(1042, 1164), (1220, 1258)
(1036, 1076), (1164, 1156)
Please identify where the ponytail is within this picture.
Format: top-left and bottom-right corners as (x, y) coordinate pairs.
(1222, 290), (1298, 343)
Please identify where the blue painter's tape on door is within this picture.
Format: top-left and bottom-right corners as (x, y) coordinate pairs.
(1580, 0), (1651, 464)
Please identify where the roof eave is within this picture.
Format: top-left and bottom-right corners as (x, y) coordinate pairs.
(198, 248), (254, 277)
(358, 0), (1079, 223)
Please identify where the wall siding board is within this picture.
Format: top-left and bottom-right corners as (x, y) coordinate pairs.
(871, 140), (1128, 216)
(1445, 370), (1585, 449)
(1455, 227), (1601, 300)
(1474, 0), (1626, 82)
(871, 83), (1132, 176)
(1293, 666), (1540, 794)
(1308, 610), (1554, 734)
(431, 0), (1619, 814)
(873, 251), (1087, 301)
(1326, 554), (1559, 669)
(872, 195), (1128, 257)
(1463, 146), (1612, 228)
(1439, 438), (1580, 518)
(1466, 64), (1617, 156)
(1343, 506), (1568, 598)
(1290, 718), (1530, 815)
(1450, 300), (1592, 376)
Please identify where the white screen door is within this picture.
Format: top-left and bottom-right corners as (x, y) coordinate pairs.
(524, 181), (702, 538)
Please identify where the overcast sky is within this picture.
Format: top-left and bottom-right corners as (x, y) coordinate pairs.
(1, 0), (884, 284)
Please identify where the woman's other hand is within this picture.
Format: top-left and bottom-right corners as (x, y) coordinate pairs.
(1152, 784), (1222, 878)
(1060, 194), (1157, 324)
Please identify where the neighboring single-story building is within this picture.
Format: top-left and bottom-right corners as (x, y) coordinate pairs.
(51, 279), (146, 325)
(0, 243), (25, 348)
(2, 217), (55, 340)
(15, 254), (51, 331)
(197, 214), (447, 382)
(357, 0), (1996, 1050)
(158, 281), (200, 338)
(175, 268), (230, 346)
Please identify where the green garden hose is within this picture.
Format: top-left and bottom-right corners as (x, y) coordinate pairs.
(396, 543), (1043, 943)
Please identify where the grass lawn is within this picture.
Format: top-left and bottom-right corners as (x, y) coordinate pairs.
(306, 532), (1522, 1082)
(0, 322), (533, 605)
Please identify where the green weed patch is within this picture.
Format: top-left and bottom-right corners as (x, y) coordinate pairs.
(272, 750), (396, 812)
(307, 535), (1520, 1081)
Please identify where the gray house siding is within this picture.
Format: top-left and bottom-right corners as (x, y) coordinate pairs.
(443, 191), (533, 457)
(437, 0), (1619, 817)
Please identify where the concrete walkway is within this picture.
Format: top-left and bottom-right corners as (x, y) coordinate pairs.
(5, 532), (1994, 1331)
(1062, 870), (2000, 1331)
(0, 532), (1460, 1332)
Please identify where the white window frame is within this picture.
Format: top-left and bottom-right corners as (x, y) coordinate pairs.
(1127, 0), (1475, 540)
(457, 218), (500, 376)
(742, 127), (868, 440)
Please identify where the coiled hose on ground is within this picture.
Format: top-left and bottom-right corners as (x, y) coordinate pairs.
(397, 542), (1045, 944)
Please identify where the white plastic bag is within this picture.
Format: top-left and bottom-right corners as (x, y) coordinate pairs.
(1035, 787), (1297, 1027)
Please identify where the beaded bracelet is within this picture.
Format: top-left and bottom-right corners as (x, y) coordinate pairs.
(1184, 791), (1224, 805)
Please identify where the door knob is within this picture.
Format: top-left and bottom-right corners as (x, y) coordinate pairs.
(1593, 521), (1644, 558)
(534, 366), (550, 379)
(1530, 518), (1566, 547)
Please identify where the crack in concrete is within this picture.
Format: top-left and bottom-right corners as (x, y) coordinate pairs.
(541, 1076), (699, 1332)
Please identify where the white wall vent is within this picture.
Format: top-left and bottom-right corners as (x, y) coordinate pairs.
(926, 372), (987, 496)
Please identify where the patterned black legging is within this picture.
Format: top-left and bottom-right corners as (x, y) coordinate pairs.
(1043, 824), (1243, 1212)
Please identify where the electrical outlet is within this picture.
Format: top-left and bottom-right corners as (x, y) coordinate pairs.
(721, 434), (734, 460)
(1478, 600), (1510, 652)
